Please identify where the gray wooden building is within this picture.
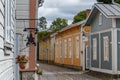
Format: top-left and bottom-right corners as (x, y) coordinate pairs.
(84, 3), (120, 74)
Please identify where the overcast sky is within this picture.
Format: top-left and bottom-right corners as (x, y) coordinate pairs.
(38, 0), (96, 28)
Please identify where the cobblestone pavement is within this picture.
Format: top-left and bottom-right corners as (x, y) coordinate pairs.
(38, 63), (101, 80)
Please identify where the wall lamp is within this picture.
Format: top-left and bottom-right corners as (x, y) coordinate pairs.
(23, 28), (38, 46)
(23, 28), (38, 34)
(38, 0), (44, 7)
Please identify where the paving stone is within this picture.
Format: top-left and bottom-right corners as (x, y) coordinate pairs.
(38, 63), (100, 80)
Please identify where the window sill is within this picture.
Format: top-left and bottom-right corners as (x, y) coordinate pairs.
(4, 42), (13, 56)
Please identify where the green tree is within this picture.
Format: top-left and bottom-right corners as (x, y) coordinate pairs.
(115, 0), (120, 3)
(73, 10), (86, 23)
(97, 0), (112, 3)
(39, 16), (47, 30)
(50, 18), (68, 32)
(37, 31), (51, 42)
(96, 0), (120, 4)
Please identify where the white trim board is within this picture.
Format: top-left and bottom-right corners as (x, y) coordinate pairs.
(90, 67), (116, 74)
(91, 29), (112, 35)
(112, 29), (117, 74)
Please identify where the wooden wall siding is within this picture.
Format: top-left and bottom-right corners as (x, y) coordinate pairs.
(0, 0), (15, 80)
(39, 37), (53, 62)
(16, 0), (30, 71)
(55, 26), (82, 67)
(50, 37), (55, 62)
(91, 12), (112, 33)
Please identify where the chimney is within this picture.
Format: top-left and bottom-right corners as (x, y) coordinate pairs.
(86, 9), (91, 18)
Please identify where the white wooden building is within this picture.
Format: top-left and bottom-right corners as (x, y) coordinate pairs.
(0, 0), (16, 80)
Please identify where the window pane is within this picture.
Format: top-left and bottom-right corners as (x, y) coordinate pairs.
(93, 38), (97, 60)
(76, 36), (79, 58)
(64, 40), (67, 58)
(69, 38), (72, 58)
(103, 37), (109, 61)
(60, 41), (62, 57)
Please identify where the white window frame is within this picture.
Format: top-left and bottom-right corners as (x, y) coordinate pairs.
(56, 41), (58, 58)
(93, 38), (97, 60)
(64, 39), (67, 58)
(103, 36), (109, 61)
(5, 0), (12, 43)
(60, 41), (62, 58)
(99, 13), (102, 25)
(68, 38), (72, 58)
(76, 36), (79, 58)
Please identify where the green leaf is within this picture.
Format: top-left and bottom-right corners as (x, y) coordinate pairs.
(50, 18), (68, 32)
(73, 10), (86, 23)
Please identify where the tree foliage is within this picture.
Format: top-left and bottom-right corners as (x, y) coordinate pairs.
(39, 16), (47, 30)
(37, 31), (51, 42)
(97, 0), (112, 3)
(96, 0), (120, 4)
(114, 0), (120, 3)
(50, 18), (68, 32)
(73, 10), (86, 23)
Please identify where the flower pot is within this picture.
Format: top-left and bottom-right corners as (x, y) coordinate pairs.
(19, 62), (27, 69)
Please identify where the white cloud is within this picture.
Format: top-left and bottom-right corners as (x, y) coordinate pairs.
(38, 0), (96, 28)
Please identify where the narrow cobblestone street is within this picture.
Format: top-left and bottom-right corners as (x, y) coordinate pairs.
(38, 63), (100, 80)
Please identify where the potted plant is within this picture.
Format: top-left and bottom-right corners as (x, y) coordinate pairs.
(36, 67), (42, 75)
(16, 55), (29, 69)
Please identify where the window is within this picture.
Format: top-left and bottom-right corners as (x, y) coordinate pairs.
(103, 36), (109, 61)
(99, 13), (102, 25)
(76, 36), (79, 58)
(64, 39), (67, 58)
(60, 41), (62, 58)
(5, 0), (12, 43)
(68, 38), (72, 58)
(56, 41), (58, 58)
(93, 38), (97, 60)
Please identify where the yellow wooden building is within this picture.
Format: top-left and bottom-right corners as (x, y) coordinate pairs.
(54, 21), (86, 68)
(39, 35), (53, 63)
(38, 10), (91, 70)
